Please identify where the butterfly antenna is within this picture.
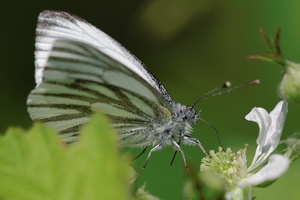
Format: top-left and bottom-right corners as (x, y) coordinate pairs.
(192, 81), (231, 109)
(192, 79), (260, 109)
(192, 79), (260, 150)
(214, 79), (260, 97)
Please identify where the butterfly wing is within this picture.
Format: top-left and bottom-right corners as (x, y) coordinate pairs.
(28, 39), (174, 145)
(35, 10), (174, 106)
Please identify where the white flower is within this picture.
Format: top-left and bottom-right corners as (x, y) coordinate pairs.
(200, 101), (290, 200)
(239, 100), (289, 188)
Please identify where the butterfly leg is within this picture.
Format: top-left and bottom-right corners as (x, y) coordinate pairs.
(171, 140), (188, 170)
(169, 139), (181, 166)
(183, 136), (208, 156)
(142, 144), (162, 170)
(132, 147), (148, 161)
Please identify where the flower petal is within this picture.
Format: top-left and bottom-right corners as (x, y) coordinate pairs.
(238, 154), (290, 188)
(246, 101), (288, 171)
(268, 101), (288, 149)
(245, 107), (271, 170)
(246, 107), (271, 148)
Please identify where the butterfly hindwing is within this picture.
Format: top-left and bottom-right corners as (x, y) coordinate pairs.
(28, 39), (173, 144)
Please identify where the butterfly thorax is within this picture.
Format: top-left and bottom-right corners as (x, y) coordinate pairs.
(148, 103), (198, 147)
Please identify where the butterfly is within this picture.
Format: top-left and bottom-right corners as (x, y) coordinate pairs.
(27, 10), (210, 169)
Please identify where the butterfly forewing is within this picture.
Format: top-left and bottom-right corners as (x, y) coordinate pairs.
(28, 39), (173, 144)
(35, 10), (174, 106)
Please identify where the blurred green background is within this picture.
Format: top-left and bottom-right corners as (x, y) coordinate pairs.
(1, 0), (300, 199)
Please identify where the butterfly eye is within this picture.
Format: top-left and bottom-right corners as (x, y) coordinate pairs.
(183, 107), (196, 120)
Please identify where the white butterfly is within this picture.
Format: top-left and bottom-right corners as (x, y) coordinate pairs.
(27, 10), (208, 168)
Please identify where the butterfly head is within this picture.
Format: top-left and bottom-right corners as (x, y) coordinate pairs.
(179, 105), (201, 124)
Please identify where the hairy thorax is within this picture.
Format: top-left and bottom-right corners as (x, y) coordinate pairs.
(149, 103), (195, 147)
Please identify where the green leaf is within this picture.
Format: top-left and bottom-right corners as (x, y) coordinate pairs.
(0, 113), (131, 200)
(57, 113), (131, 200)
(0, 126), (63, 200)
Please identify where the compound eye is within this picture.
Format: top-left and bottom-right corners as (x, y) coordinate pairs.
(184, 107), (195, 120)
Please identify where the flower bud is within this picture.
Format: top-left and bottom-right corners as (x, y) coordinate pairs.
(279, 60), (300, 103)
(249, 28), (300, 103)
